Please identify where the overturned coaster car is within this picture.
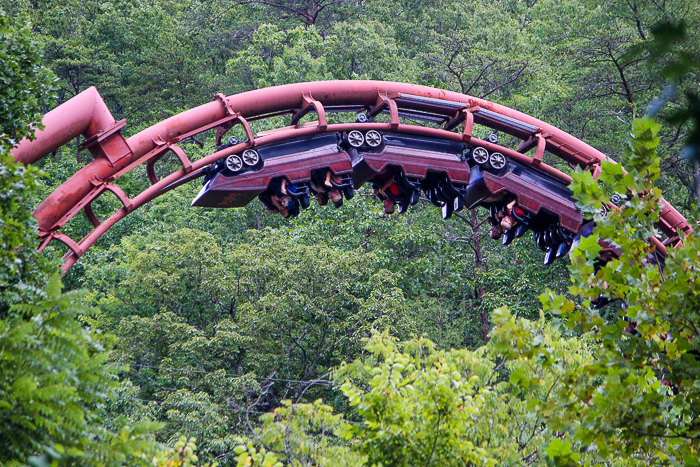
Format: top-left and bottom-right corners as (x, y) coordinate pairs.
(464, 159), (583, 265)
(191, 133), (354, 216)
(192, 128), (585, 264)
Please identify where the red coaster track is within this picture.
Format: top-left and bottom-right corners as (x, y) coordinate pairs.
(12, 81), (692, 271)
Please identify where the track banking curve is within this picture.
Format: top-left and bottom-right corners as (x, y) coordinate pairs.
(11, 80), (692, 271)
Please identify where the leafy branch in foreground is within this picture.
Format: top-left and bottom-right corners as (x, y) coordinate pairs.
(0, 11), (212, 467)
(0, 8), (57, 310)
(493, 117), (700, 465)
(232, 326), (630, 466)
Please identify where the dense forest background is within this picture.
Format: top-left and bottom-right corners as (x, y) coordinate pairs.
(1, 0), (700, 465)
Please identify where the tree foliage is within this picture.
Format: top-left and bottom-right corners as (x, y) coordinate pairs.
(0, 8), (56, 308)
(0, 9), (207, 467)
(3, 0), (700, 465)
(493, 117), (700, 464)
(0, 276), (165, 466)
(231, 325), (637, 466)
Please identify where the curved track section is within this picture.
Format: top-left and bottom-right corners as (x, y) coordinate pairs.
(12, 81), (692, 271)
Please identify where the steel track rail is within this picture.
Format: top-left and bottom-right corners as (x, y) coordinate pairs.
(12, 80), (692, 271)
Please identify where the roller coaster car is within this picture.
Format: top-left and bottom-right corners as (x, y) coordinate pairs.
(352, 132), (470, 185)
(466, 162), (582, 231)
(345, 132), (470, 215)
(192, 133), (352, 208)
(465, 150), (584, 264)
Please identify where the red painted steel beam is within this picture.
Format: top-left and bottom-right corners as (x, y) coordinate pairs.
(13, 87), (117, 164)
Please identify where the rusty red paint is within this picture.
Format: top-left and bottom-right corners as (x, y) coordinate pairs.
(10, 80), (692, 270)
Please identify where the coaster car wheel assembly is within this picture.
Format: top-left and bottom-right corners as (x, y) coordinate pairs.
(365, 130), (383, 148)
(225, 155), (244, 173)
(347, 130), (365, 148)
(345, 129), (383, 150)
(472, 147), (490, 165)
(242, 149), (260, 166)
(489, 152), (507, 170)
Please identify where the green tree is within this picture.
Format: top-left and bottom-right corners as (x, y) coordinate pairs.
(84, 227), (418, 463)
(0, 10), (177, 466)
(0, 8), (56, 308)
(227, 24), (333, 89)
(493, 117), (700, 464)
(231, 327), (641, 466)
(0, 277), (160, 466)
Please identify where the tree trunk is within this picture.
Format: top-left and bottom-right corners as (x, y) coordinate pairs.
(693, 159), (700, 203)
(470, 209), (490, 342)
(76, 134), (82, 164)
